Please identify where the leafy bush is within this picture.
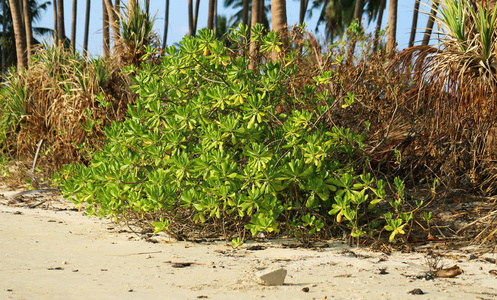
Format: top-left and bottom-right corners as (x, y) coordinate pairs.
(58, 25), (414, 243)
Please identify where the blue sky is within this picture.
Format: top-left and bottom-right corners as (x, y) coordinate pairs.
(33, 0), (434, 57)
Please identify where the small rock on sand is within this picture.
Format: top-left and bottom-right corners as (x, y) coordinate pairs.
(257, 268), (287, 286)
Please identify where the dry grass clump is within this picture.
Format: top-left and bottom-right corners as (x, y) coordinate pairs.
(0, 4), (160, 186)
(398, 0), (497, 193)
(0, 45), (134, 183)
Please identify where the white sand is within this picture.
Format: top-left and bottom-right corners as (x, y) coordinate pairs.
(1, 189), (496, 300)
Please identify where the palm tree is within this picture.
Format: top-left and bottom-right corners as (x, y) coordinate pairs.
(249, 0), (262, 70)
(271, 0), (287, 35)
(422, 0), (439, 46)
(372, 0), (384, 50)
(386, 0), (397, 54)
(271, 0), (287, 62)
(83, 0), (90, 53)
(52, 0), (56, 39)
(0, 0), (50, 68)
(23, 0), (33, 59)
(300, 0), (309, 25)
(8, 0), (26, 68)
(409, 0), (421, 47)
(2, 0), (6, 70)
(223, 0), (270, 29)
(208, 0), (216, 30)
(163, 0), (169, 48)
(242, 0), (248, 26)
(354, 0), (364, 24)
(103, 0), (121, 45)
(71, 0), (77, 53)
(102, 0), (110, 57)
(56, 0), (65, 44)
(309, 0), (383, 41)
(188, 0), (201, 36)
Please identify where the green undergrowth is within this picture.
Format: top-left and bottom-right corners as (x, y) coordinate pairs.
(56, 25), (418, 244)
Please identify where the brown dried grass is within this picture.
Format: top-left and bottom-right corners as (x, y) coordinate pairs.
(0, 44), (134, 183)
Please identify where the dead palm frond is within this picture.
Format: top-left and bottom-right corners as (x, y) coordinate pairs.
(399, 0), (497, 192)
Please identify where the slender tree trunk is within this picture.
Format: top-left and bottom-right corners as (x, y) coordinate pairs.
(422, 0), (439, 46)
(242, 0), (249, 26)
(373, 0), (386, 51)
(188, 0), (201, 36)
(188, 0), (193, 36)
(102, 0), (110, 57)
(1, 0), (6, 71)
(208, 0), (215, 30)
(56, 0), (66, 45)
(53, 0), (58, 41)
(213, 0), (218, 35)
(258, 0), (264, 24)
(249, 0), (262, 69)
(193, 0), (201, 35)
(408, 0), (421, 47)
(163, 0), (169, 49)
(271, 0), (287, 33)
(348, 0), (365, 62)
(22, 0), (32, 60)
(299, 0), (308, 25)
(270, 0), (288, 61)
(386, 0), (398, 55)
(104, 0), (121, 50)
(71, 0), (77, 53)
(354, 0), (364, 24)
(83, 0), (90, 54)
(9, 0), (26, 68)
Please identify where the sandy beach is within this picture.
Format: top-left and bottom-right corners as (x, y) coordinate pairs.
(1, 189), (496, 300)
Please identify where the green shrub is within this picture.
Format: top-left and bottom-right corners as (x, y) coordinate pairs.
(57, 25), (412, 243)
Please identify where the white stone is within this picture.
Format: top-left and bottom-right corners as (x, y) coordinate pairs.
(256, 268), (287, 286)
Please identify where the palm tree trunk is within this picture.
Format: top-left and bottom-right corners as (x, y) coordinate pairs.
(299, 0), (308, 25)
(354, 0), (364, 24)
(213, 0), (218, 35)
(102, 0), (110, 57)
(271, 0), (287, 33)
(22, 0), (32, 60)
(1, 0), (6, 71)
(373, 0), (386, 51)
(104, 0), (121, 49)
(57, 0), (66, 45)
(163, 0), (169, 49)
(386, 0), (397, 55)
(270, 0), (288, 60)
(71, 0), (77, 53)
(83, 0), (90, 54)
(422, 0), (439, 46)
(188, 0), (193, 36)
(348, 0), (365, 62)
(208, 0), (215, 30)
(8, 0), (26, 68)
(242, 0), (249, 26)
(409, 0), (421, 48)
(53, 0), (57, 41)
(193, 0), (201, 35)
(249, 0), (262, 69)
